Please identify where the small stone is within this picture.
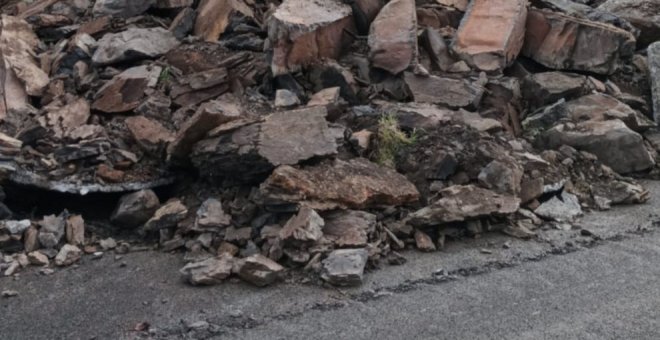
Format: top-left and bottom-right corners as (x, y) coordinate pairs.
(274, 89), (300, 108)
(534, 192), (583, 222)
(180, 254), (234, 285)
(224, 227), (253, 245)
(92, 27), (180, 66)
(2, 290), (18, 298)
(194, 198), (232, 231)
(321, 248), (369, 286)
(27, 251), (49, 266)
(65, 215), (85, 246)
(38, 215), (66, 249)
(217, 242), (239, 256)
(55, 244), (82, 267)
(111, 190), (160, 228)
(144, 199), (188, 231)
(4, 220), (31, 235)
(99, 238), (117, 250)
(279, 207), (324, 246)
(414, 229), (436, 252)
(235, 254), (285, 287)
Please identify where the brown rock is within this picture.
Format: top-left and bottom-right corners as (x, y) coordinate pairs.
(259, 158), (420, 210)
(404, 72), (485, 108)
(452, 0), (527, 72)
(169, 6), (196, 40)
(307, 87), (341, 107)
(0, 15), (49, 96)
(420, 28), (455, 72)
(92, 65), (162, 113)
(96, 164), (125, 183)
(478, 156), (524, 195)
(368, 0), (417, 74)
(322, 210), (376, 248)
(409, 185), (520, 226)
(194, 0), (253, 42)
(562, 93), (654, 132)
(217, 241), (239, 256)
(223, 226), (253, 244)
(27, 251), (49, 266)
(153, 0), (193, 9)
(235, 254), (285, 287)
(39, 96), (90, 139)
(522, 71), (592, 109)
(144, 199), (188, 231)
(55, 244), (82, 267)
(522, 8), (636, 75)
(167, 95), (244, 162)
(65, 215), (85, 246)
(268, 0), (354, 75)
(92, 28), (180, 66)
(414, 229), (436, 252)
(194, 198), (231, 232)
(520, 178), (544, 204)
(125, 116), (174, 150)
(23, 226), (39, 252)
(598, 0), (660, 47)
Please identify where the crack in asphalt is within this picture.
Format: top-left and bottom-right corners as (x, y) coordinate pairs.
(147, 218), (660, 339)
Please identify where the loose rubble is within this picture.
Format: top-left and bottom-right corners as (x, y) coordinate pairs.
(0, 0), (658, 288)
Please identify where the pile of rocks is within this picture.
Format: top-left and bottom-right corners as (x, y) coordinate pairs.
(0, 0), (659, 287)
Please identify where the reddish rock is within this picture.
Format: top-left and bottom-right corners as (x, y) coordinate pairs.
(522, 8), (636, 75)
(404, 72), (485, 108)
(368, 0), (417, 74)
(268, 0), (354, 76)
(323, 210), (377, 248)
(414, 229), (436, 252)
(65, 215), (85, 246)
(125, 116), (174, 150)
(259, 158), (420, 210)
(194, 0), (254, 42)
(279, 207), (324, 246)
(452, 0), (528, 72)
(96, 164), (125, 183)
(92, 65), (162, 113)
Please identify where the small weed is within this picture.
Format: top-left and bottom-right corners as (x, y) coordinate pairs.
(375, 113), (419, 168)
(158, 66), (171, 84)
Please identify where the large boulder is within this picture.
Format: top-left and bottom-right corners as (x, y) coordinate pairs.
(522, 8), (636, 75)
(451, 0), (528, 72)
(259, 158), (420, 210)
(538, 120), (655, 174)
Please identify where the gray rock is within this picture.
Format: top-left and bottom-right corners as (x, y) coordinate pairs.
(538, 120), (655, 174)
(99, 238), (117, 250)
(180, 255), (234, 286)
(534, 192), (582, 222)
(598, 0), (660, 47)
(235, 254), (285, 287)
(321, 248), (369, 286)
(194, 198), (231, 232)
(522, 72), (592, 109)
(111, 190), (160, 228)
(649, 42), (660, 123)
(274, 89), (300, 108)
(478, 157), (523, 195)
(38, 215), (65, 249)
(279, 207), (324, 246)
(144, 199), (188, 231)
(92, 28), (180, 66)
(404, 72), (485, 109)
(4, 220), (31, 235)
(93, 0), (155, 18)
(54, 244), (82, 267)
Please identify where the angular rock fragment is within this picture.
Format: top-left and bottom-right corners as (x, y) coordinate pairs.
(92, 28), (180, 66)
(260, 158), (420, 210)
(144, 199), (188, 231)
(420, 28), (454, 72)
(111, 190), (160, 228)
(598, 0), (660, 47)
(235, 254), (285, 287)
(27, 251), (49, 266)
(191, 106), (338, 181)
(274, 89), (300, 108)
(92, 65), (162, 113)
(55, 244), (81, 266)
(522, 72), (592, 109)
(93, 0), (154, 18)
(268, 0), (354, 75)
(194, 198), (231, 232)
(649, 42), (660, 123)
(534, 192), (582, 222)
(538, 120), (655, 174)
(414, 229), (436, 252)
(404, 72), (484, 108)
(592, 181), (650, 205)
(451, 0), (527, 72)
(180, 254), (234, 285)
(409, 185), (520, 226)
(478, 157), (523, 195)
(194, 0), (254, 42)
(279, 207), (324, 246)
(0, 15), (49, 96)
(23, 226), (39, 252)
(368, 0), (417, 74)
(4, 220), (30, 235)
(323, 210), (377, 248)
(65, 215), (84, 246)
(38, 214), (65, 249)
(321, 248), (368, 286)
(169, 7), (196, 40)
(562, 94), (654, 132)
(167, 96), (244, 162)
(125, 116), (174, 151)
(523, 9), (636, 75)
